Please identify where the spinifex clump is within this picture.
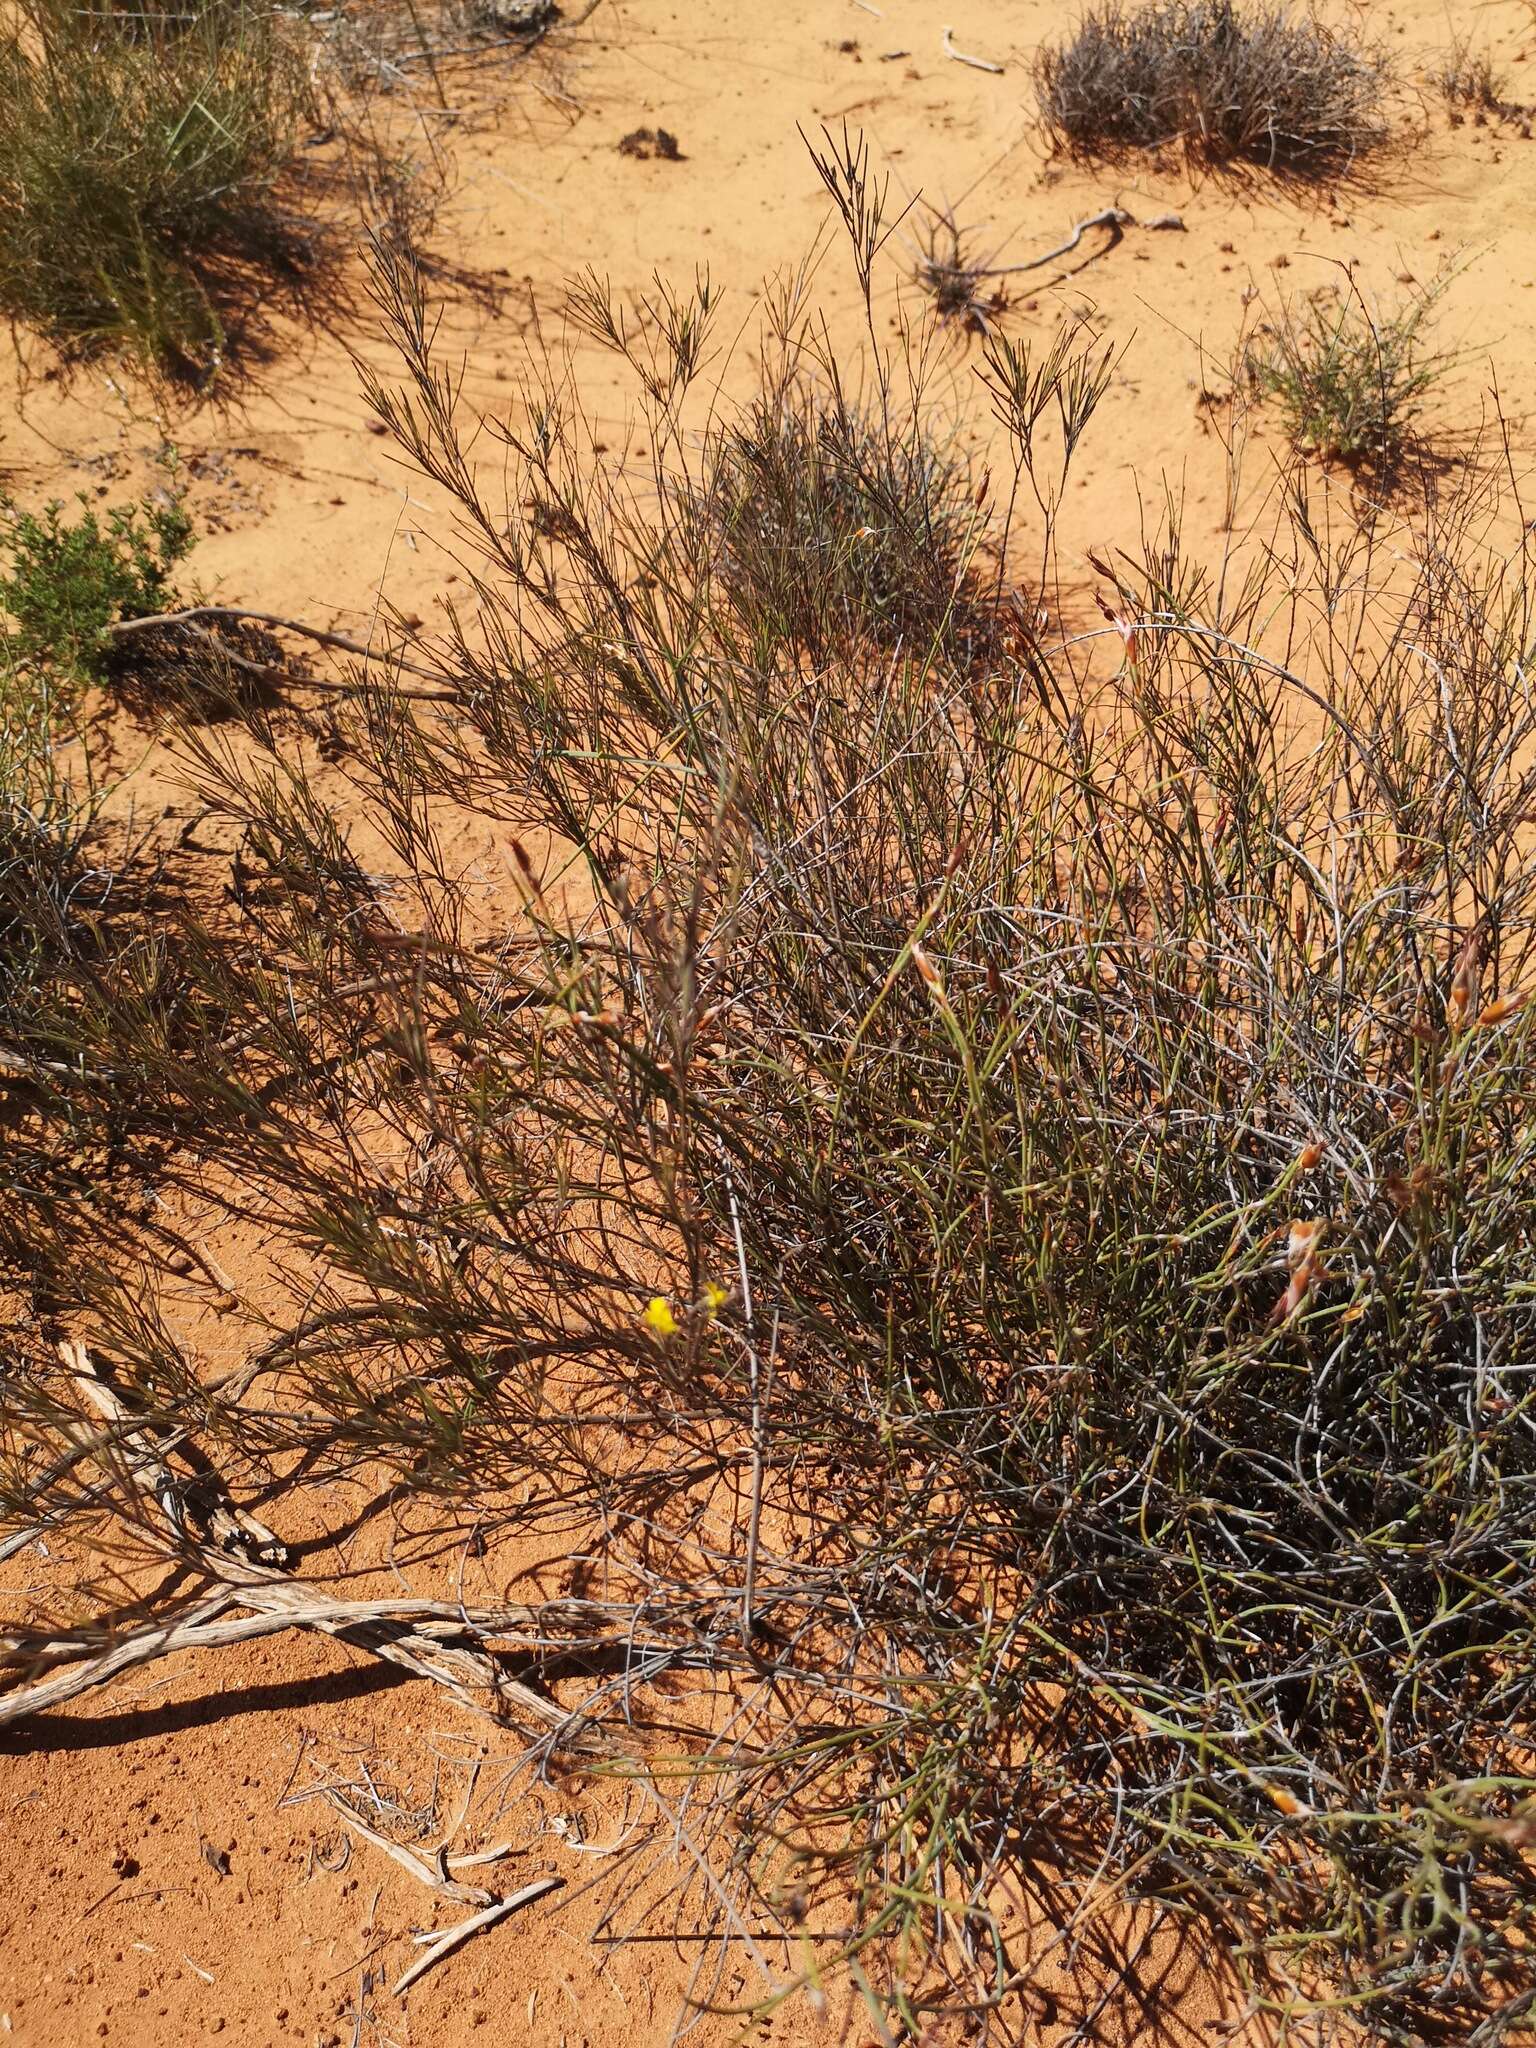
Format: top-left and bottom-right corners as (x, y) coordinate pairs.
(0, 0), (316, 377)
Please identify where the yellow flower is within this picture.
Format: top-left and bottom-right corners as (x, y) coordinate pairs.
(641, 1296), (679, 1339)
(701, 1282), (728, 1319)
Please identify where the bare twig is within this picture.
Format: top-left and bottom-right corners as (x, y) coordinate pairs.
(0, 1587), (620, 1738)
(0, 1347), (610, 1743)
(972, 206), (1131, 278)
(0, 1589), (242, 1721)
(322, 1790), (495, 1906)
(105, 605), (443, 681)
(943, 26), (1003, 73)
(105, 605), (463, 701)
(391, 1880), (563, 1997)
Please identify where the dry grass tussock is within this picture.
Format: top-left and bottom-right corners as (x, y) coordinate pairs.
(1034, 0), (1394, 175)
(4, 141), (1536, 2046)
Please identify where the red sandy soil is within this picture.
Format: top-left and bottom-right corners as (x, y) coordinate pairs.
(4, 0), (1536, 2040)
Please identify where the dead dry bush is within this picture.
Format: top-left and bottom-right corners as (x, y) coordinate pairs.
(5, 144), (1536, 2046)
(1035, 0), (1393, 175)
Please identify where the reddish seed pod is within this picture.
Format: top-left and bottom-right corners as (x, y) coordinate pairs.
(1476, 992), (1528, 1028)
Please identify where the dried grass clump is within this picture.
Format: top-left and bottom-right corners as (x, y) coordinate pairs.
(0, 658), (83, 982)
(703, 384), (990, 661)
(1431, 40), (1508, 117)
(5, 151), (1536, 2046)
(0, 0), (455, 384)
(1035, 1), (1392, 174)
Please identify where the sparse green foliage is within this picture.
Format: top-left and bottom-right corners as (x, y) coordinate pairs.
(1035, 0), (1392, 173)
(1242, 274), (1452, 469)
(0, 489), (194, 681)
(0, 0), (316, 378)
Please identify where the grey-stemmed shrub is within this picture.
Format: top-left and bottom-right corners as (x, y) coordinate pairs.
(5, 149), (1536, 2047)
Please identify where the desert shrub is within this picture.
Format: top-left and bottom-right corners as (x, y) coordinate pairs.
(0, 489), (195, 682)
(1243, 275), (1451, 470)
(0, 0), (316, 377)
(1035, 0), (1392, 173)
(0, 645), (101, 1194)
(7, 195), (1536, 2044)
(1431, 41), (1507, 115)
(0, 648), (82, 935)
(700, 383), (991, 660)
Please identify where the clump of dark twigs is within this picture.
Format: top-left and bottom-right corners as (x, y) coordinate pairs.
(910, 209), (1012, 335)
(4, 135), (1536, 2048)
(1035, 0), (1393, 174)
(701, 379), (991, 661)
(1430, 40), (1511, 120)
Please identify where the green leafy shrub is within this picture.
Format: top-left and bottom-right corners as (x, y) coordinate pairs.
(0, 490), (194, 681)
(1243, 275), (1451, 469)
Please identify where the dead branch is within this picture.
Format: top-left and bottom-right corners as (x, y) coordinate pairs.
(0, 1589), (243, 1719)
(321, 1789), (495, 1906)
(942, 25), (1003, 73)
(392, 1879), (563, 1997)
(107, 604), (436, 677)
(0, 1583), (623, 1742)
(104, 605), (463, 702)
(972, 206), (1132, 279)
(0, 1345), (619, 1744)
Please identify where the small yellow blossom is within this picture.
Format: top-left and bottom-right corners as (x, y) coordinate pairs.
(701, 1283), (728, 1318)
(641, 1296), (679, 1339)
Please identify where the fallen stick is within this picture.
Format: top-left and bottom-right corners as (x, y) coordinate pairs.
(106, 605), (440, 680)
(972, 207), (1132, 278)
(392, 1879), (563, 1997)
(104, 606), (464, 703)
(446, 1842), (519, 1869)
(0, 1588), (616, 1742)
(0, 1589), (241, 1721)
(323, 1790), (495, 1907)
(943, 25), (1003, 73)
(0, 1346), (609, 1744)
